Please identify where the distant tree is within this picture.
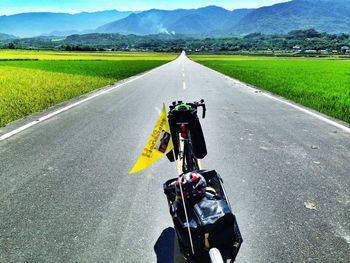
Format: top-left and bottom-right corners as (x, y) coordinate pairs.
(287, 29), (321, 39)
(338, 33), (349, 40)
(8, 43), (15, 49)
(2, 30), (350, 53)
(244, 33), (263, 40)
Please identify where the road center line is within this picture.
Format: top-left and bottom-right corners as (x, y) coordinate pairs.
(183, 81), (186, 90)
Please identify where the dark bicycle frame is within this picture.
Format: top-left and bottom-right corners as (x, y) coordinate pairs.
(168, 100), (206, 174)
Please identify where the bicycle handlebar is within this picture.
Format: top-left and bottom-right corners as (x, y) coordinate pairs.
(169, 99), (206, 119)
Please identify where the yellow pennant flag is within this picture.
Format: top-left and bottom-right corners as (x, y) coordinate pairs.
(129, 103), (173, 174)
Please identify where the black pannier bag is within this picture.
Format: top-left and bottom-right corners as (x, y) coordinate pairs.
(172, 196), (240, 256)
(164, 170), (243, 261)
(194, 197), (237, 249)
(167, 106), (207, 160)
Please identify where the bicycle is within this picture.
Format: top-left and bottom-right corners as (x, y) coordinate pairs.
(166, 100), (206, 172)
(164, 100), (242, 263)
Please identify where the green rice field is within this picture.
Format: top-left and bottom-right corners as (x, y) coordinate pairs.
(0, 50), (176, 127)
(190, 55), (350, 124)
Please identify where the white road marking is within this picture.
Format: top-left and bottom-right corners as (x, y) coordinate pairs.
(195, 62), (350, 134)
(0, 122), (38, 142)
(183, 81), (186, 90)
(182, 72), (185, 78)
(0, 63), (170, 142)
(260, 92), (350, 134)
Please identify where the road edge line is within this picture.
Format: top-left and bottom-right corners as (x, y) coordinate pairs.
(191, 58), (350, 135)
(0, 60), (172, 142)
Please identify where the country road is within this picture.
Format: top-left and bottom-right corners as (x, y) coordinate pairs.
(0, 53), (349, 263)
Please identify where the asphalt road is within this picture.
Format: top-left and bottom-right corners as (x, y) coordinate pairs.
(0, 53), (349, 263)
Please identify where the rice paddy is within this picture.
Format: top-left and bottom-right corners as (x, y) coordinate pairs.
(190, 55), (350, 123)
(0, 50), (176, 127)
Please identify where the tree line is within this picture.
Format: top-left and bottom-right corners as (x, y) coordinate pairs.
(1, 29), (350, 54)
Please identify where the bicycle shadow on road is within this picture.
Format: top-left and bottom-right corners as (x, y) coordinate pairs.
(154, 227), (185, 263)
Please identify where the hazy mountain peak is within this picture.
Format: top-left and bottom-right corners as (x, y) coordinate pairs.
(0, 32), (16, 40)
(97, 5), (253, 36)
(232, 0), (350, 34)
(1, 1), (350, 38)
(0, 10), (133, 37)
(197, 5), (228, 10)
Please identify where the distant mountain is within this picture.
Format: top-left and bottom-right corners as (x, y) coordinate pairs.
(232, 0), (350, 34)
(0, 33), (16, 40)
(97, 1), (350, 36)
(0, 10), (133, 37)
(2, 1), (350, 39)
(97, 6), (253, 36)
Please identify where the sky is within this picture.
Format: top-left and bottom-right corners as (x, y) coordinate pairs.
(0, 0), (289, 15)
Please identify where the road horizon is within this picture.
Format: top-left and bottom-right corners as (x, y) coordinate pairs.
(1, 53), (349, 262)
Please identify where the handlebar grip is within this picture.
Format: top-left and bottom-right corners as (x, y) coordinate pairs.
(169, 102), (206, 119)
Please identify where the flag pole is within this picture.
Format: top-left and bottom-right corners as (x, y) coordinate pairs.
(179, 177), (195, 255)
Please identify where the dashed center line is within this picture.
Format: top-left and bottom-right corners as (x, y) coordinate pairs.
(183, 81), (186, 90)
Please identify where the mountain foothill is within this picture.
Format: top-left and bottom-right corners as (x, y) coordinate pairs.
(0, 0), (349, 39)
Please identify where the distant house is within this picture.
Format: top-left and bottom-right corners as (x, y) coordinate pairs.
(305, 50), (317, 54)
(332, 50), (338, 54)
(341, 46), (350, 54)
(320, 50), (328, 54)
(293, 45), (302, 52)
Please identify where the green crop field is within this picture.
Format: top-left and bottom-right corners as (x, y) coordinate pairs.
(190, 55), (350, 124)
(0, 50), (176, 127)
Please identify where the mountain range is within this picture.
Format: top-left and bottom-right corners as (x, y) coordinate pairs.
(0, 10), (132, 38)
(233, 0), (350, 34)
(97, 6), (253, 36)
(0, 33), (16, 40)
(0, 0), (350, 38)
